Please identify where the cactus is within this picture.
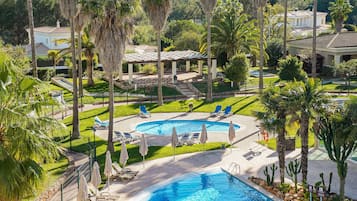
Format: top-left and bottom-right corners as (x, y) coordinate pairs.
(264, 164), (277, 186)
(320, 173), (326, 190)
(286, 159), (302, 193)
(328, 172), (333, 193)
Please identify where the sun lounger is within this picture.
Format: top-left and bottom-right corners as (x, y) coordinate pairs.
(210, 105), (222, 116)
(190, 132), (200, 143)
(112, 162), (138, 182)
(114, 131), (134, 143)
(139, 105), (151, 118)
(123, 132), (140, 142)
(179, 133), (191, 145)
(222, 106), (232, 117)
(94, 116), (109, 129)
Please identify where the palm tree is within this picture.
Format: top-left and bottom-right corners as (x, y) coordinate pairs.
(86, 0), (137, 152)
(200, 0), (217, 102)
(329, 0), (353, 33)
(73, 6), (89, 97)
(0, 49), (64, 201)
(210, 12), (259, 60)
(257, 85), (294, 184)
(312, 0), (317, 77)
(291, 79), (326, 183)
(59, 0), (80, 139)
(142, 0), (171, 106)
(258, 0), (266, 94)
(26, 0), (37, 78)
(82, 29), (96, 86)
(48, 49), (60, 76)
(283, 0), (287, 57)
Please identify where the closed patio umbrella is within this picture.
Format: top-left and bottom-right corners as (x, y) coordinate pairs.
(200, 124), (208, 151)
(171, 127), (179, 161)
(139, 134), (148, 167)
(120, 142), (129, 169)
(228, 121), (236, 152)
(104, 150), (112, 191)
(91, 161), (101, 195)
(77, 174), (88, 201)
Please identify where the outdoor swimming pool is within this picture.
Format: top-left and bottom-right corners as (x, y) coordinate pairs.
(147, 170), (273, 201)
(135, 120), (240, 135)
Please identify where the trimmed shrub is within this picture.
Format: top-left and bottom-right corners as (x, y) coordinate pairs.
(278, 56), (307, 81)
(142, 64), (157, 75)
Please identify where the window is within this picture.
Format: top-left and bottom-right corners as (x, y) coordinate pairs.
(46, 38), (49, 44)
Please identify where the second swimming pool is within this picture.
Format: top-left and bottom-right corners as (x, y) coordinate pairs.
(135, 120), (240, 136)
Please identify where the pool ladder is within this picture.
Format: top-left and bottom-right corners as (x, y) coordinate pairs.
(227, 162), (240, 175)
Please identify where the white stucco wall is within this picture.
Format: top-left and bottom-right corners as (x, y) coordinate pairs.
(33, 32), (70, 50)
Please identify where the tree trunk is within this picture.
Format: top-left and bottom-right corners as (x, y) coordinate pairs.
(107, 72), (114, 152)
(53, 57), (56, 77)
(77, 31), (83, 97)
(277, 112), (286, 184)
(207, 13), (213, 102)
(157, 31), (163, 105)
(70, 17), (80, 139)
(300, 113), (309, 183)
(283, 0), (288, 58)
(311, 0), (317, 77)
(337, 161), (347, 200)
(336, 18), (343, 33)
(258, 0), (264, 94)
(277, 131), (286, 184)
(27, 0), (37, 78)
(87, 55), (95, 86)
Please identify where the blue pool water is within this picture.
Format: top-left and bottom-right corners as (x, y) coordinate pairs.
(148, 170), (272, 201)
(135, 120), (240, 136)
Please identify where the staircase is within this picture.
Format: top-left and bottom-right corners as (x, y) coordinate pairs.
(175, 82), (201, 98)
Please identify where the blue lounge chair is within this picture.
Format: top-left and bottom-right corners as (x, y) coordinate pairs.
(210, 105), (222, 116)
(139, 105), (151, 118)
(94, 116), (109, 128)
(222, 106), (232, 117)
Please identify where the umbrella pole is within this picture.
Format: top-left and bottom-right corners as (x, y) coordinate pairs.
(173, 147), (175, 161)
(107, 175), (110, 192)
(142, 156), (145, 167)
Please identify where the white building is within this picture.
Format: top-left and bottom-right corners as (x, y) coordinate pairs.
(26, 21), (70, 55)
(276, 10), (328, 28)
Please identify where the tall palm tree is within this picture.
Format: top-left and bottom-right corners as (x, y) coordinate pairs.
(311, 0), (317, 77)
(200, 0), (217, 102)
(59, 0), (80, 139)
(87, 0), (137, 152)
(291, 79), (326, 183)
(73, 6), (89, 98)
(329, 0), (353, 33)
(0, 49), (64, 201)
(142, 0), (171, 106)
(26, 0), (37, 78)
(283, 0), (287, 58)
(48, 49), (60, 76)
(257, 85), (294, 184)
(258, 0), (266, 94)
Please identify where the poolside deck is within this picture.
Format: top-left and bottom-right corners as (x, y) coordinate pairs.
(94, 113), (357, 200)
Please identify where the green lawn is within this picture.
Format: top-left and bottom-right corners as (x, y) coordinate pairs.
(54, 96), (262, 176)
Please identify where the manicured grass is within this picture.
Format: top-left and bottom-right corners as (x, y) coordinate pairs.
(56, 96), (262, 176)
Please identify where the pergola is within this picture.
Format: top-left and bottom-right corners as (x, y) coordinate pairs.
(122, 50), (217, 83)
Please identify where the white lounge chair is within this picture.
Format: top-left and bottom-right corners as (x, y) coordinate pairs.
(139, 105), (151, 118)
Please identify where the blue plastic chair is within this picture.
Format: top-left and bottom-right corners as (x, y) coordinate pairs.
(210, 105), (222, 116)
(139, 105), (151, 117)
(222, 106), (232, 117)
